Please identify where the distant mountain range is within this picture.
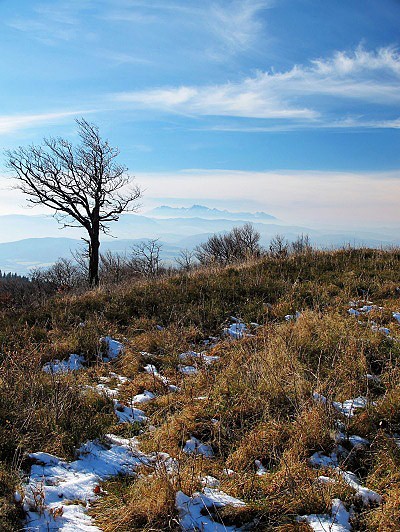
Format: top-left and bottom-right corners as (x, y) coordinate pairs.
(0, 208), (399, 274)
(148, 204), (277, 221)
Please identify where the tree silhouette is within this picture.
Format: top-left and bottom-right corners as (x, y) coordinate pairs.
(6, 119), (142, 286)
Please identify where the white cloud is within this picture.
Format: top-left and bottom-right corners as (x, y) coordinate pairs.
(104, 0), (270, 61)
(208, 0), (270, 55)
(0, 111), (91, 135)
(114, 82), (316, 119)
(112, 46), (400, 124)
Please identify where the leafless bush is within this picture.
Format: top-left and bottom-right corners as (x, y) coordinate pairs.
(269, 234), (289, 258)
(195, 223), (261, 265)
(99, 250), (129, 284)
(291, 233), (313, 254)
(129, 239), (163, 277)
(31, 258), (83, 290)
(175, 248), (197, 271)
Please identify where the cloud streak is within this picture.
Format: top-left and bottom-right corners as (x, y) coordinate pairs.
(113, 46), (400, 126)
(0, 111), (92, 135)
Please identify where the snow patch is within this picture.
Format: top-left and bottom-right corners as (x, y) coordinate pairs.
(339, 471), (381, 505)
(176, 488), (245, 531)
(333, 396), (371, 418)
(43, 354), (85, 374)
(285, 311), (301, 321)
(113, 400), (147, 424)
(100, 336), (123, 361)
(24, 435), (147, 531)
(144, 364), (179, 392)
(183, 436), (214, 458)
(298, 498), (351, 532)
(179, 365), (198, 375)
(224, 317), (247, 339)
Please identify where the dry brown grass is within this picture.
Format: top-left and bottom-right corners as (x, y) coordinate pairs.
(2, 248), (400, 529)
(90, 474), (180, 531)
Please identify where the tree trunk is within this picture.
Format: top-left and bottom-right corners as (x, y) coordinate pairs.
(89, 229), (100, 287)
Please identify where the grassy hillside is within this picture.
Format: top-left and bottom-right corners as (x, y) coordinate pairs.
(1, 248), (400, 530)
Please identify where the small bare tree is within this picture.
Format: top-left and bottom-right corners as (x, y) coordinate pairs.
(99, 250), (128, 284)
(176, 248), (197, 271)
(195, 223), (261, 265)
(291, 233), (313, 254)
(31, 258), (81, 290)
(269, 234), (289, 258)
(6, 119), (142, 286)
(129, 239), (163, 277)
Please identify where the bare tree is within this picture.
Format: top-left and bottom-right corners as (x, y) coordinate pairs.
(31, 258), (81, 290)
(195, 223), (261, 265)
(6, 119), (142, 286)
(176, 248), (197, 271)
(100, 250), (128, 284)
(269, 234), (289, 258)
(291, 233), (313, 254)
(129, 239), (163, 277)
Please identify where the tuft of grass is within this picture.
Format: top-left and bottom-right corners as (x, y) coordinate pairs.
(91, 474), (180, 531)
(0, 466), (23, 532)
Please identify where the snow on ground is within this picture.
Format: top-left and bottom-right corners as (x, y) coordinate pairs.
(43, 354), (85, 374)
(100, 336), (123, 361)
(336, 433), (369, 449)
(393, 312), (400, 324)
(332, 396), (371, 418)
(179, 365), (198, 375)
(24, 435), (148, 531)
(25, 337), (155, 530)
(255, 459), (267, 476)
(339, 471), (381, 505)
(348, 308), (360, 316)
(27, 302), (390, 531)
(298, 499), (351, 532)
(113, 399), (147, 423)
(371, 325), (390, 335)
(176, 488), (245, 531)
(132, 390), (155, 403)
(314, 392), (372, 419)
(310, 450), (340, 468)
(144, 363), (179, 392)
(183, 436), (214, 458)
(224, 317), (247, 339)
(179, 351), (220, 365)
(285, 311), (301, 321)
(310, 450), (381, 506)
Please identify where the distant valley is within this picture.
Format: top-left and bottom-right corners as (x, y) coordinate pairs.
(1, 206), (399, 274)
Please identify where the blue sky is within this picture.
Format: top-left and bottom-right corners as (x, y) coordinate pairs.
(0, 0), (399, 225)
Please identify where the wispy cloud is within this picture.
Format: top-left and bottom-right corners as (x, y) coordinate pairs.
(201, 116), (400, 132)
(0, 111), (91, 135)
(104, 0), (270, 59)
(208, 0), (270, 56)
(112, 46), (400, 126)
(114, 82), (316, 120)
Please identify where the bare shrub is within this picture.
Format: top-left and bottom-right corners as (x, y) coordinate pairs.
(195, 223), (261, 265)
(269, 234), (289, 258)
(291, 233), (313, 254)
(31, 258), (82, 291)
(128, 239), (163, 277)
(175, 248), (197, 271)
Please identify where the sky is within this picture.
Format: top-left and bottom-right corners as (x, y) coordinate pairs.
(0, 0), (399, 228)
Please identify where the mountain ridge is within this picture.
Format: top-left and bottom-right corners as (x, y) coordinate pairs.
(147, 204), (277, 221)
